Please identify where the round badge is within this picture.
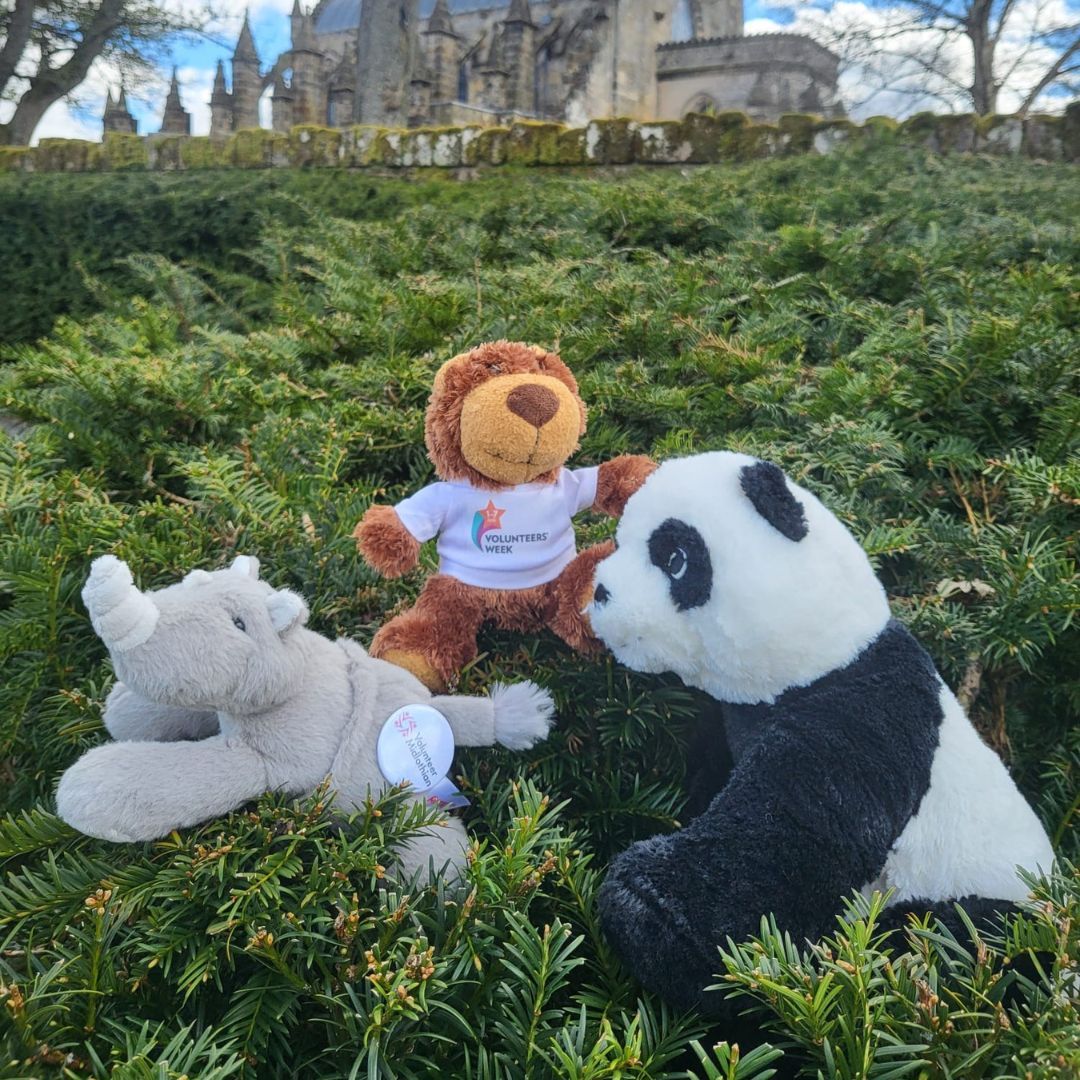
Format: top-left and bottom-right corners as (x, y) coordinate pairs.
(376, 704), (456, 794)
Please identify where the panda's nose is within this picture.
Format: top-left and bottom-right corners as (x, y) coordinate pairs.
(593, 583), (610, 606)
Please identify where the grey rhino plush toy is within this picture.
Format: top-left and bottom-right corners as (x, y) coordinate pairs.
(56, 554), (555, 880)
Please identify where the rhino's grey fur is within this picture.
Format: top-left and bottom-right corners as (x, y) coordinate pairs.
(57, 554), (555, 880)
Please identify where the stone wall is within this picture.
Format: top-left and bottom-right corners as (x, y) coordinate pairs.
(1, 106), (1076, 174)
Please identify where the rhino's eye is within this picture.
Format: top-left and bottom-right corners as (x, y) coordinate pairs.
(232, 615), (247, 633)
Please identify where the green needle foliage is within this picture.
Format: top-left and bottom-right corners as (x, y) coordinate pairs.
(0, 146), (1077, 1077)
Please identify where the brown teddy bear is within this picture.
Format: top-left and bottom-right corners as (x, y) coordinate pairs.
(354, 340), (655, 691)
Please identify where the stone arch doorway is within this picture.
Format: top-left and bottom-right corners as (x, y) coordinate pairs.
(684, 93), (719, 117)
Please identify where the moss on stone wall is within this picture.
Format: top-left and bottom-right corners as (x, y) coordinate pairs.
(0, 146), (30, 172)
(1062, 102), (1080, 162)
(812, 118), (857, 154)
(180, 137), (227, 169)
(12, 110), (1079, 175)
(674, 111), (767, 162)
(901, 112), (979, 153)
(100, 132), (148, 171)
(1021, 114), (1063, 160)
(584, 118), (637, 164)
(34, 139), (98, 172)
(633, 122), (689, 164)
(505, 121), (564, 165)
(779, 113), (816, 154)
(228, 128), (288, 168)
(148, 136), (184, 171)
(289, 125), (342, 167)
(339, 126), (381, 166)
(463, 126), (509, 167)
(371, 128), (403, 167)
(555, 126), (587, 165)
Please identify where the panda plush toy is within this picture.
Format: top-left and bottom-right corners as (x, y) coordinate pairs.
(588, 451), (1055, 1014)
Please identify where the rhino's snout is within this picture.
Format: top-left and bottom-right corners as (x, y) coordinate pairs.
(82, 555), (160, 652)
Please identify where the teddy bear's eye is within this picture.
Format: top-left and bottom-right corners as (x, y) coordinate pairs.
(666, 548), (687, 580)
(232, 615), (247, 632)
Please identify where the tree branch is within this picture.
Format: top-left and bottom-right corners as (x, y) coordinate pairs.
(0, 0), (36, 97)
(1018, 33), (1080, 114)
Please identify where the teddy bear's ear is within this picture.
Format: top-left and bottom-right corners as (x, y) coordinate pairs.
(266, 589), (309, 635)
(431, 356), (457, 397)
(230, 555), (261, 580)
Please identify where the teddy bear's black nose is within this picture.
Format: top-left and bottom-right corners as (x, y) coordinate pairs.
(593, 583), (611, 606)
(507, 384), (559, 428)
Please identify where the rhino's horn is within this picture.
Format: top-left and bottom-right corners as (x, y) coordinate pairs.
(82, 555), (160, 652)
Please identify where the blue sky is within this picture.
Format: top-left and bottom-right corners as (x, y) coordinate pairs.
(17, 0), (1079, 142)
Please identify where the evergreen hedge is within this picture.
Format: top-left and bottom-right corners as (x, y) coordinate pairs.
(0, 147), (1077, 1077)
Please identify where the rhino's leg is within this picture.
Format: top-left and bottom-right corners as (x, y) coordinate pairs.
(103, 682), (219, 743)
(370, 575), (488, 691)
(393, 813), (470, 884)
(56, 735), (268, 843)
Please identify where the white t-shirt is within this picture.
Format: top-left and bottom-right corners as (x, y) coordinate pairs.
(394, 467), (600, 589)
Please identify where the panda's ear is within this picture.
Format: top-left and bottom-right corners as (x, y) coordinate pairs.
(740, 462), (808, 542)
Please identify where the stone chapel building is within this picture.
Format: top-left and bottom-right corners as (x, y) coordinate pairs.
(122, 0), (843, 137)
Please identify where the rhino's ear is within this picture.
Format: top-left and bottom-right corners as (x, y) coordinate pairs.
(266, 589), (309, 635)
(230, 555), (261, 580)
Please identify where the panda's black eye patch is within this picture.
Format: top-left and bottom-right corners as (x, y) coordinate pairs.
(648, 519), (711, 611)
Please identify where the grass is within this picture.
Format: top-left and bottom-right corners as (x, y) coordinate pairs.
(0, 146), (1077, 1078)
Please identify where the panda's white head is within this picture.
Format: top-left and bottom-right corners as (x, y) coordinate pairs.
(588, 452), (891, 705)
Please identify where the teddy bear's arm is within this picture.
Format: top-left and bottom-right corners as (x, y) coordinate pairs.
(56, 735), (269, 843)
(103, 682), (219, 742)
(593, 456), (657, 518)
(354, 505), (422, 578)
(432, 683), (555, 751)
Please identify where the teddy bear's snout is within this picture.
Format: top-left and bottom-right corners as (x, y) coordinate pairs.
(507, 383), (560, 429)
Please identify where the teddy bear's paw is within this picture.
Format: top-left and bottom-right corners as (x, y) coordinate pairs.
(490, 681), (555, 751)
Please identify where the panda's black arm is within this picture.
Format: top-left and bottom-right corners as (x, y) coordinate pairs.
(598, 723), (902, 1014)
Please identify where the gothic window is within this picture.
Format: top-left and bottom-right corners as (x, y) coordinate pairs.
(671, 0), (694, 42)
(685, 93), (718, 117)
(458, 60), (469, 102)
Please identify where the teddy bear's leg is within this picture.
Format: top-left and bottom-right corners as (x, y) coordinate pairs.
(370, 575), (488, 691)
(548, 541), (615, 654)
(56, 735), (269, 843)
(103, 682), (219, 743)
(393, 812), (470, 884)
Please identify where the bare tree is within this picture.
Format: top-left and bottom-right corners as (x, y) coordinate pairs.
(0, 0), (216, 146)
(817, 0), (1080, 116)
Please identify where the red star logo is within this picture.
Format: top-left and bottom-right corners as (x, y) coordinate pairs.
(481, 500), (506, 529)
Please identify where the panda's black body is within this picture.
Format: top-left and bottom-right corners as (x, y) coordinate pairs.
(588, 452), (1054, 1015)
(603, 620), (978, 1012)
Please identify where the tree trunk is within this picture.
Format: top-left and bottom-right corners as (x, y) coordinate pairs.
(967, 0), (999, 114)
(0, 0), (35, 97)
(0, 0), (127, 146)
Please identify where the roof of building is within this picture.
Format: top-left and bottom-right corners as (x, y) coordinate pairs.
(314, 0), (516, 36)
